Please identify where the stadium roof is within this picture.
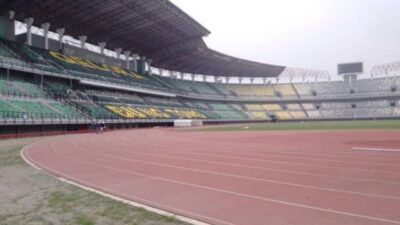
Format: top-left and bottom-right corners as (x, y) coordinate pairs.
(0, 0), (285, 77)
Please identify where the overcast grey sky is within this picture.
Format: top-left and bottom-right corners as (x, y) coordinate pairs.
(171, 0), (400, 75)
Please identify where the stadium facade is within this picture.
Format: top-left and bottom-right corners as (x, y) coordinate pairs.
(0, 0), (399, 136)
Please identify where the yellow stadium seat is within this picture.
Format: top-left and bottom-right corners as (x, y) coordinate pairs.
(250, 112), (270, 120)
(275, 84), (296, 96)
(262, 104), (281, 111)
(287, 104), (302, 110)
(289, 111), (307, 119)
(275, 111), (292, 120)
(246, 104), (265, 111)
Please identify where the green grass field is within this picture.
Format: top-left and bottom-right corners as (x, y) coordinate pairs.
(198, 120), (400, 132)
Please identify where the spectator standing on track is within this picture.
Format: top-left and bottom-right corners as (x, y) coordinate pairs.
(100, 122), (105, 134)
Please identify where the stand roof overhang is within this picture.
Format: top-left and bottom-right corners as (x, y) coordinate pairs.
(0, 0), (285, 77)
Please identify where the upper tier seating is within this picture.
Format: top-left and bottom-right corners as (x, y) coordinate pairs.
(301, 103), (315, 110)
(228, 85), (256, 97)
(250, 85), (276, 97)
(286, 104), (302, 110)
(246, 104), (265, 111)
(293, 84), (312, 96)
(310, 81), (351, 96)
(352, 78), (394, 93)
(157, 77), (218, 95)
(262, 104), (282, 111)
(274, 84), (297, 97)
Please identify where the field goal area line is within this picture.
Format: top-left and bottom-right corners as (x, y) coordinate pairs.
(352, 147), (400, 152)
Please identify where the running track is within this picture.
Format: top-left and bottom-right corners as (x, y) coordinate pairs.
(23, 128), (400, 225)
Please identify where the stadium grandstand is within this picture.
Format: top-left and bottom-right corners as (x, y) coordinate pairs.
(1, 1), (400, 225)
(0, 0), (399, 136)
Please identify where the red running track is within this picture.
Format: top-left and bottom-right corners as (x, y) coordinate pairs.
(24, 128), (400, 225)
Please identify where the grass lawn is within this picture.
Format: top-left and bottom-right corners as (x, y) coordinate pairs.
(0, 138), (188, 225)
(198, 120), (400, 132)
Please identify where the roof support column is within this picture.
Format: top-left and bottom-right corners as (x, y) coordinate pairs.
(2, 11), (16, 41)
(56, 28), (65, 50)
(191, 74), (195, 81)
(158, 68), (164, 76)
(250, 78), (254, 84)
(98, 42), (106, 55)
(226, 77), (230, 84)
(263, 77), (267, 84)
(239, 77), (243, 84)
(131, 54), (138, 72)
(123, 51), (131, 70)
(24, 17), (34, 46)
(8, 11), (15, 20)
(115, 48), (122, 59)
(147, 59), (152, 73)
(139, 56), (146, 74)
(41, 23), (50, 50)
(203, 75), (207, 82)
(79, 35), (87, 49)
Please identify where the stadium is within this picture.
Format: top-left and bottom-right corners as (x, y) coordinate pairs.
(0, 0), (399, 225)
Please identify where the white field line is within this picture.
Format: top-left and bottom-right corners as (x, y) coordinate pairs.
(353, 147), (400, 152)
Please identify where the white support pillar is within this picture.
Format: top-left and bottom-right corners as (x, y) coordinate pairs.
(123, 51), (131, 70)
(8, 11), (15, 20)
(115, 48), (122, 59)
(79, 35), (87, 49)
(56, 28), (65, 50)
(147, 59), (152, 73)
(41, 23), (50, 50)
(141, 56), (146, 73)
(98, 42), (106, 55)
(24, 17), (34, 46)
(131, 54), (138, 72)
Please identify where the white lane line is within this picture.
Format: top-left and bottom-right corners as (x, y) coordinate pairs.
(70, 141), (400, 201)
(89, 135), (400, 173)
(22, 142), (216, 225)
(111, 137), (400, 167)
(353, 147), (400, 152)
(75, 136), (400, 185)
(48, 141), (400, 225)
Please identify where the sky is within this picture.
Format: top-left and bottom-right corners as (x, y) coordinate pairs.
(171, 0), (400, 76)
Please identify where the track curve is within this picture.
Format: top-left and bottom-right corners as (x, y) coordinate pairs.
(23, 128), (400, 225)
